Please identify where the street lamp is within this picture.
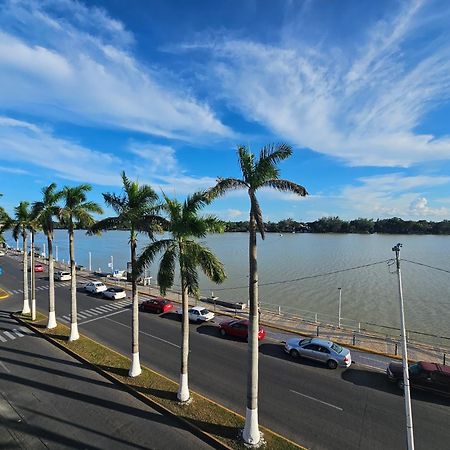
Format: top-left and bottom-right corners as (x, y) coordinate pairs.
(338, 287), (342, 328)
(392, 243), (414, 450)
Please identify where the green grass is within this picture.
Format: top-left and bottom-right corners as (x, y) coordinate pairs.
(15, 312), (304, 450)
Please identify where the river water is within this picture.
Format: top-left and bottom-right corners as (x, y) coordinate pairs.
(5, 230), (450, 338)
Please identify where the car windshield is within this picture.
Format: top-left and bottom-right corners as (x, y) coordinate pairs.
(330, 343), (343, 353)
(200, 309), (210, 315)
(409, 363), (422, 375)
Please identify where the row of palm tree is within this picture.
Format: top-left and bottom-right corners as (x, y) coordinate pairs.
(1, 143), (307, 446)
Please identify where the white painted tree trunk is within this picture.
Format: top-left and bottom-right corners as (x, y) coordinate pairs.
(47, 234), (57, 329)
(68, 228), (79, 341)
(21, 232), (30, 315)
(31, 231), (36, 321)
(177, 284), (190, 402)
(128, 238), (141, 377)
(243, 211), (261, 445)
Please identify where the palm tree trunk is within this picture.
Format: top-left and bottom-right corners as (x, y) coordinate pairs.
(242, 210), (261, 444)
(21, 231), (30, 315)
(128, 236), (141, 377)
(47, 232), (57, 329)
(178, 273), (190, 403)
(31, 230), (36, 321)
(68, 225), (79, 341)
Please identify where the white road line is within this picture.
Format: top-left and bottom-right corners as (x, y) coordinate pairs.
(353, 362), (386, 373)
(289, 390), (343, 411)
(95, 306), (111, 312)
(0, 361), (10, 372)
(79, 310), (95, 317)
(0, 334), (7, 342)
(62, 315), (70, 321)
(79, 308), (128, 325)
(106, 317), (181, 349)
(3, 331), (16, 340)
(85, 309), (100, 316)
(59, 317), (69, 323)
(12, 329), (24, 337)
(19, 327), (32, 334)
(77, 312), (89, 319)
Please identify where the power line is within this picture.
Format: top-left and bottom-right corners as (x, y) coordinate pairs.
(211, 259), (393, 291)
(402, 259), (450, 275)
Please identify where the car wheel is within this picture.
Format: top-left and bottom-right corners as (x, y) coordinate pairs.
(327, 359), (338, 370)
(156, 308), (162, 314)
(220, 328), (226, 336)
(290, 349), (300, 358)
(397, 379), (404, 390)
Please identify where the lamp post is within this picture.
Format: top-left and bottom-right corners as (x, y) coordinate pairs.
(338, 287), (342, 328)
(55, 245), (58, 262)
(88, 251), (92, 271)
(392, 243), (414, 450)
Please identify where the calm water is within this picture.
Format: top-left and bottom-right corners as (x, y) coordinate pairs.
(6, 231), (450, 337)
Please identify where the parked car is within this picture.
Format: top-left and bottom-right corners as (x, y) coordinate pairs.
(0, 250), (5, 256)
(387, 361), (450, 395)
(103, 287), (127, 300)
(54, 271), (71, 281)
(139, 297), (174, 314)
(34, 263), (44, 273)
(284, 337), (352, 369)
(84, 281), (107, 294)
(176, 306), (214, 323)
(219, 319), (266, 341)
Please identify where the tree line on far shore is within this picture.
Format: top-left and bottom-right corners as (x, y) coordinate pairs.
(224, 216), (450, 235)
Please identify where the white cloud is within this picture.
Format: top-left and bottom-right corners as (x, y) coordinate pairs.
(188, 0), (450, 166)
(0, 0), (233, 141)
(0, 165), (28, 175)
(128, 143), (179, 173)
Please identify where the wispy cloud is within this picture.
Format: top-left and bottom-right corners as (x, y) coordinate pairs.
(0, 0), (233, 141)
(186, 0), (450, 166)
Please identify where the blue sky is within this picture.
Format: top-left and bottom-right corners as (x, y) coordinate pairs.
(1, 0), (450, 222)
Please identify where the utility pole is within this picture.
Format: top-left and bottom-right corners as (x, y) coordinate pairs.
(392, 243), (414, 450)
(338, 287), (342, 328)
(55, 245), (58, 262)
(88, 251), (92, 271)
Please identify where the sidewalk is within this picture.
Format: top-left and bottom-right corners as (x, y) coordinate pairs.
(0, 309), (214, 450)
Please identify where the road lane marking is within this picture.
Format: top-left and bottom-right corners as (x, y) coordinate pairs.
(3, 332), (16, 340)
(289, 389), (343, 411)
(12, 329), (24, 337)
(0, 335), (6, 342)
(79, 308), (128, 325)
(62, 315), (70, 321)
(106, 317), (181, 349)
(77, 312), (89, 319)
(19, 327), (32, 334)
(0, 361), (10, 372)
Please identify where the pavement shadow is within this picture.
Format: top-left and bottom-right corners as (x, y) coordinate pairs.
(158, 312), (182, 322)
(196, 324), (249, 343)
(342, 367), (450, 407)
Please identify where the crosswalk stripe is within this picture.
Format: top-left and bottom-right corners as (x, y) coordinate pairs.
(0, 334), (6, 342)
(79, 310), (95, 317)
(59, 317), (69, 323)
(95, 306), (111, 312)
(85, 309), (100, 316)
(19, 327), (32, 334)
(12, 329), (24, 337)
(77, 312), (89, 319)
(62, 315), (70, 321)
(4, 331), (16, 340)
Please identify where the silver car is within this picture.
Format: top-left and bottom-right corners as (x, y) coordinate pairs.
(284, 337), (351, 369)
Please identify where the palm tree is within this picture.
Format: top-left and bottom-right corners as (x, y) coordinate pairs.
(28, 214), (41, 321)
(90, 172), (164, 377)
(137, 192), (226, 402)
(11, 201), (34, 315)
(207, 144), (308, 445)
(32, 183), (63, 329)
(0, 194), (11, 246)
(60, 184), (103, 341)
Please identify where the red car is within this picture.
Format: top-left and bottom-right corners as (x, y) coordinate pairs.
(34, 264), (44, 273)
(219, 319), (266, 341)
(139, 297), (173, 314)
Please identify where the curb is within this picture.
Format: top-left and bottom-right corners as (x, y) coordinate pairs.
(13, 313), (304, 450)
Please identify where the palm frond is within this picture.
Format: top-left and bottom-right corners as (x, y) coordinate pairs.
(261, 179), (308, 197)
(237, 145), (254, 183)
(157, 244), (177, 295)
(185, 240), (226, 284)
(206, 178), (247, 201)
(136, 239), (173, 274)
(88, 216), (123, 235)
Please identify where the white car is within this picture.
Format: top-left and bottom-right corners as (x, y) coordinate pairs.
(84, 281), (107, 294)
(103, 287), (127, 300)
(54, 271), (71, 281)
(0, 250), (5, 256)
(176, 306), (215, 323)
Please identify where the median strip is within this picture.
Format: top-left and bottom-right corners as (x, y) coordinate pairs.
(14, 311), (305, 450)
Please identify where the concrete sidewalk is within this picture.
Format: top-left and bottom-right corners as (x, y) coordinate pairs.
(0, 309), (214, 450)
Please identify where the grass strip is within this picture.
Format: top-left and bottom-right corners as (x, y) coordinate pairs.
(14, 312), (304, 450)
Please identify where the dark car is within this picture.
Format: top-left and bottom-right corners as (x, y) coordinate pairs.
(387, 361), (450, 396)
(219, 319), (266, 341)
(139, 297), (173, 314)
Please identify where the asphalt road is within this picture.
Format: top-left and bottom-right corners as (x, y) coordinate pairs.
(1, 253), (450, 450)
